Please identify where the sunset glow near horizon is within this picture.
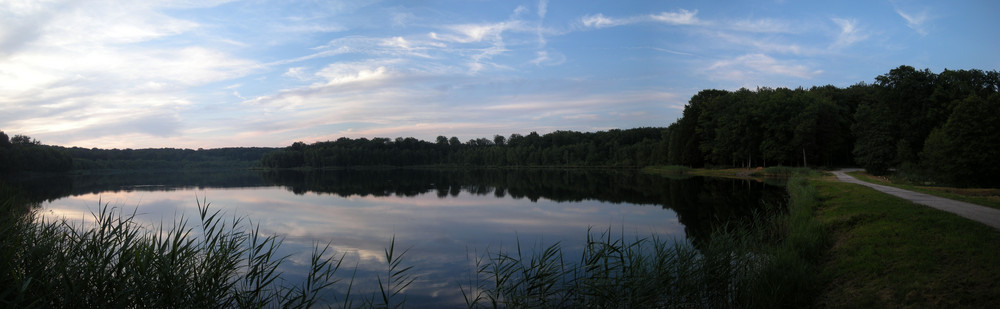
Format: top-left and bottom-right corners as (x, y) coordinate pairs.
(2, 0), (997, 149)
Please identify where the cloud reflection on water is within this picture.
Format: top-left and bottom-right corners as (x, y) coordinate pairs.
(27, 169), (786, 307)
(43, 185), (682, 307)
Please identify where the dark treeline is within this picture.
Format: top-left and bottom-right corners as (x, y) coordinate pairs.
(261, 128), (668, 168)
(0, 130), (277, 172)
(59, 147), (277, 170)
(667, 65), (1000, 187)
(0, 131), (73, 173)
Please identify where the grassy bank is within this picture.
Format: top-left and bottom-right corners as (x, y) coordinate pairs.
(813, 179), (1000, 308)
(643, 165), (824, 179)
(847, 171), (1000, 210)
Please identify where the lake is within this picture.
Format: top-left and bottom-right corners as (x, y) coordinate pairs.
(11, 168), (786, 307)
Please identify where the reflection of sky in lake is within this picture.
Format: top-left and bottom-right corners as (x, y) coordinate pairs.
(42, 186), (684, 307)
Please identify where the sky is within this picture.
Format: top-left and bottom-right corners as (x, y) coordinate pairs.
(1, 0), (998, 149)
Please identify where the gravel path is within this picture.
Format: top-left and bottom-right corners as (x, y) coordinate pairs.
(832, 169), (1000, 230)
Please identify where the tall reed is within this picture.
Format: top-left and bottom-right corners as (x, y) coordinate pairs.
(0, 195), (343, 308)
(460, 175), (826, 308)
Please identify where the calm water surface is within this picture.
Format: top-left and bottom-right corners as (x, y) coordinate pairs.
(16, 169), (785, 307)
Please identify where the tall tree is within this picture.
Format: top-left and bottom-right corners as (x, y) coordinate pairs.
(920, 94), (1000, 186)
(852, 102), (896, 175)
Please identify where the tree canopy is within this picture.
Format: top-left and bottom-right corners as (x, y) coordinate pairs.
(0, 131), (72, 173)
(260, 128), (670, 168)
(664, 65), (999, 187)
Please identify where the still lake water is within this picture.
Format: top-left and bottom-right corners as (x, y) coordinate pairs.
(16, 169), (786, 307)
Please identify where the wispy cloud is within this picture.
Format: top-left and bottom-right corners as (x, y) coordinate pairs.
(726, 18), (796, 33)
(711, 31), (815, 56)
(830, 18), (869, 49)
(707, 53), (822, 81)
(581, 9), (701, 29)
(530, 50), (566, 66)
(314, 60), (397, 86)
(429, 12), (530, 73)
(580, 13), (623, 28)
(895, 8), (930, 36)
(649, 10), (701, 25)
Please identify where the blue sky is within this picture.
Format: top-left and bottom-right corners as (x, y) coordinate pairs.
(1, 0), (997, 149)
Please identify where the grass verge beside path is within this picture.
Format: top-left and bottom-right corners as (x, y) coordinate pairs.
(847, 171), (1000, 210)
(642, 165), (826, 179)
(813, 180), (1000, 308)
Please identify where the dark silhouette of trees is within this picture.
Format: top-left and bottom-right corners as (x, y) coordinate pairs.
(665, 87), (856, 168)
(663, 65), (999, 187)
(920, 94), (1000, 187)
(851, 101), (895, 175)
(59, 146), (277, 170)
(259, 128), (670, 168)
(0, 132), (72, 173)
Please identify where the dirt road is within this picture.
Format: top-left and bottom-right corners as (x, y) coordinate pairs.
(832, 169), (1000, 230)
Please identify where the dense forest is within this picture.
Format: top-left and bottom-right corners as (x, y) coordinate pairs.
(259, 128), (669, 168)
(666, 65), (999, 186)
(0, 132), (274, 173)
(59, 147), (276, 170)
(0, 131), (73, 173)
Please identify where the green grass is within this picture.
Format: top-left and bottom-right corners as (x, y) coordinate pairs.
(641, 165), (693, 175)
(750, 166), (825, 178)
(645, 165), (827, 180)
(813, 180), (1000, 308)
(847, 171), (1000, 210)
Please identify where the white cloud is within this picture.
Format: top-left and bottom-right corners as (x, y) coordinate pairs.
(315, 61), (395, 86)
(649, 9), (701, 25)
(530, 50), (565, 66)
(429, 14), (529, 73)
(830, 18), (869, 49)
(727, 18), (795, 33)
(513, 5), (529, 17)
(434, 21), (526, 43)
(895, 8), (929, 36)
(41, 2), (198, 46)
(284, 67), (309, 80)
(707, 54), (822, 80)
(581, 13), (625, 29)
(711, 31), (816, 56)
(0, 0), (258, 146)
(581, 9), (700, 29)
